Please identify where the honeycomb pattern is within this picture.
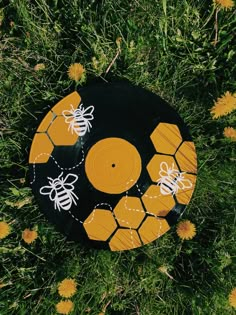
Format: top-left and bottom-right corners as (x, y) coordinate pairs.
(29, 133), (54, 163)
(139, 217), (170, 245)
(175, 141), (197, 173)
(147, 154), (179, 182)
(29, 92), (81, 164)
(83, 209), (117, 241)
(109, 229), (141, 251)
(150, 123), (182, 154)
(113, 197), (145, 228)
(37, 111), (54, 133)
(141, 185), (175, 216)
(48, 116), (78, 146)
(175, 173), (197, 204)
(51, 91), (81, 116)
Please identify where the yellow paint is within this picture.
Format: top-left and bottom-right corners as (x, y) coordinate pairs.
(175, 141), (197, 173)
(83, 209), (117, 241)
(29, 133), (53, 163)
(150, 123), (182, 155)
(37, 111), (54, 132)
(141, 185), (175, 216)
(48, 116), (78, 145)
(109, 229), (141, 251)
(51, 91), (81, 116)
(147, 154), (178, 182)
(113, 196), (145, 229)
(138, 217), (170, 244)
(85, 138), (142, 194)
(175, 174), (197, 204)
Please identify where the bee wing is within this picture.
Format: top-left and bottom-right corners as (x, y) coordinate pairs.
(40, 185), (53, 195)
(177, 178), (192, 190)
(64, 183), (74, 191)
(83, 105), (94, 114)
(64, 173), (78, 185)
(49, 189), (57, 201)
(180, 178), (193, 189)
(159, 162), (169, 177)
(64, 116), (75, 124)
(40, 186), (57, 201)
(62, 109), (74, 117)
(82, 106), (94, 120)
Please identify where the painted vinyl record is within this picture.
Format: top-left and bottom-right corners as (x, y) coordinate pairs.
(29, 81), (197, 251)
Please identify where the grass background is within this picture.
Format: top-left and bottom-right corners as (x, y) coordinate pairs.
(0, 0), (236, 314)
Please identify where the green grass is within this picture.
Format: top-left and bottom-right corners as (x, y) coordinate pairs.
(0, 0), (236, 314)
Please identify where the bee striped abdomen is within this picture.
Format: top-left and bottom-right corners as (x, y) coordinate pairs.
(56, 186), (72, 210)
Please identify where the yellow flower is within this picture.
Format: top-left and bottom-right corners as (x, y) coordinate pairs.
(158, 266), (174, 279)
(210, 91), (236, 119)
(22, 229), (38, 244)
(56, 300), (74, 314)
(58, 278), (77, 298)
(214, 0), (235, 9)
(34, 63), (46, 71)
(229, 288), (236, 308)
(224, 127), (236, 141)
(68, 63), (85, 82)
(0, 221), (11, 239)
(176, 220), (196, 240)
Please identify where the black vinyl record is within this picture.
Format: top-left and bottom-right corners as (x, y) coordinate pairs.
(29, 81), (197, 251)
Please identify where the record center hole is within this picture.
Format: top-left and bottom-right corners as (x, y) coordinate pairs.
(112, 163), (116, 168)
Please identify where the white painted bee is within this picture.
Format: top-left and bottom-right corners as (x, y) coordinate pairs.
(62, 104), (94, 137)
(40, 172), (79, 211)
(157, 161), (192, 196)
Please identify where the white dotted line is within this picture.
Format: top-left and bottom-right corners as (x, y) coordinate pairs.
(136, 183), (160, 199)
(94, 202), (112, 211)
(68, 210), (82, 223)
(30, 146), (85, 185)
(69, 202), (113, 225)
(122, 180), (160, 218)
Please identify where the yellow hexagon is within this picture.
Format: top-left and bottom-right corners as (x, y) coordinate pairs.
(175, 141), (197, 173)
(142, 185), (175, 216)
(109, 228), (141, 251)
(48, 116), (78, 146)
(175, 173), (197, 205)
(138, 217), (170, 245)
(150, 123), (182, 154)
(37, 111), (54, 133)
(29, 133), (54, 163)
(51, 91), (81, 116)
(113, 196), (145, 229)
(83, 209), (117, 241)
(147, 154), (179, 182)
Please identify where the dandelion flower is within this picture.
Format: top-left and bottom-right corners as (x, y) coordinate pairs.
(214, 0), (235, 9)
(158, 266), (174, 279)
(58, 278), (77, 298)
(210, 91), (236, 119)
(0, 221), (11, 239)
(68, 63), (85, 82)
(229, 288), (236, 308)
(224, 127), (236, 141)
(176, 220), (196, 240)
(22, 228), (38, 244)
(34, 63), (45, 71)
(56, 300), (74, 314)
(116, 36), (122, 49)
